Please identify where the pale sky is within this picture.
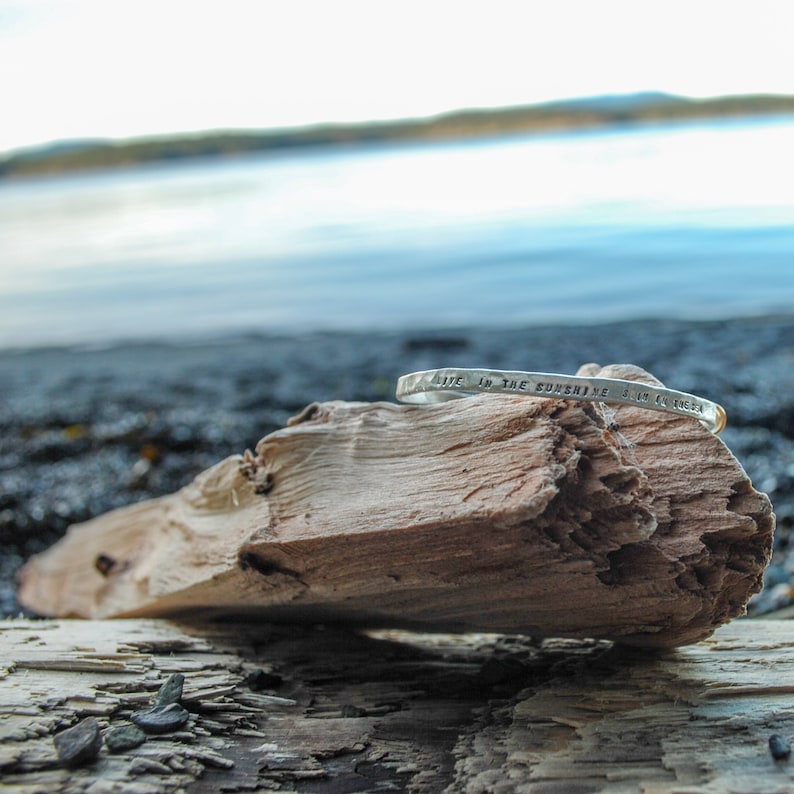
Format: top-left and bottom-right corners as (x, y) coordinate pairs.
(1, 0), (794, 155)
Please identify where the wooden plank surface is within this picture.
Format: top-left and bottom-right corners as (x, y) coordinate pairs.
(2, 617), (794, 792)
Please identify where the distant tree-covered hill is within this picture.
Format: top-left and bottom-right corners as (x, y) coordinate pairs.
(2, 92), (793, 180)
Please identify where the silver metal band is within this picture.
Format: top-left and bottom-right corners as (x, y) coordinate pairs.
(396, 368), (727, 434)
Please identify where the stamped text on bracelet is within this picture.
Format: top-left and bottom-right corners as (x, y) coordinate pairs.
(436, 374), (703, 415)
(395, 368), (727, 433)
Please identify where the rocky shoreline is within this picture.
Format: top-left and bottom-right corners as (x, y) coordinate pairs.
(2, 315), (792, 618)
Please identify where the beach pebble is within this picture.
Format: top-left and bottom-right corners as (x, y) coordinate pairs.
(153, 672), (185, 707)
(105, 723), (146, 753)
(769, 733), (791, 761)
(53, 716), (102, 766)
(130, 702), (190, 734)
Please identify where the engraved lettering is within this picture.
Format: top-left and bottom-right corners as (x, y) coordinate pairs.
(535, 382), (590, 398)
(620, 388), (651, 404)
(478, 377), (493, 388)
(499, 379), (529, 392)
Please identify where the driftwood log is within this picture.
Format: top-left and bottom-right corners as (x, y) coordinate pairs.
(18, 364), (774, 647)
(3, 617), (794, 793)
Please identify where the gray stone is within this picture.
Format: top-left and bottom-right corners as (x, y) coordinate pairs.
(769, 733), (791, 761)
(153, 672), (185, 707)
(105, 723), (146, 752)
(130, 702), (190, 734)
(53, 716), (102, 766)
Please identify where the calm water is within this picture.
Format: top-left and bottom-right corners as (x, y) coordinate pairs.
(1, 118), (793, 349)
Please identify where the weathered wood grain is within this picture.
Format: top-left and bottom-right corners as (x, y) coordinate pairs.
(2, 618), (794, 793)
(17, 364), (774, 647)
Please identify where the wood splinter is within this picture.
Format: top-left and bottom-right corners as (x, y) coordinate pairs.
(18, 363), (774, 648)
